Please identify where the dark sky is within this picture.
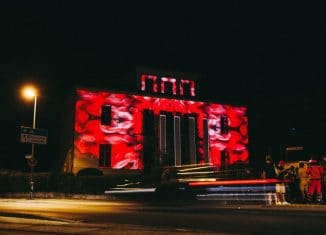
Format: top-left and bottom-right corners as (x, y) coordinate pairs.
(1, 1), (326, 170)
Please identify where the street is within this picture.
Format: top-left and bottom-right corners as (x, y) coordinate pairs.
(0, 198), (326, 234)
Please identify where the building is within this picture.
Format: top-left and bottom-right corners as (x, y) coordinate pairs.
(67, 69), (249, 175)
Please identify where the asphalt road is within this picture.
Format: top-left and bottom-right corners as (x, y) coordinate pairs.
(0, 198), (326, 234)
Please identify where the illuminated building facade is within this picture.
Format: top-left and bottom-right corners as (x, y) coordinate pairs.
(71, 71), (249, 175)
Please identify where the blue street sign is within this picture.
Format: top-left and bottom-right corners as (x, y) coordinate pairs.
(20, 126), (48, 145)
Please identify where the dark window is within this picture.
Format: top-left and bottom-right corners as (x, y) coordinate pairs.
(220, 115), (229, 134)
(99, 144), (111, 167)
(101, 105), (111, 125)
(142, 109), (154, 136)
(221, 150), (230, 170)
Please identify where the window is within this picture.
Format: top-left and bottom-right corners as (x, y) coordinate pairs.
(101, 105), (111, 125)
(99, 144), (111, 167)
(220, 115), (229, 134)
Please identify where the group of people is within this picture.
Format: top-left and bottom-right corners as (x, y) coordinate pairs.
(261, 155), (325, 204)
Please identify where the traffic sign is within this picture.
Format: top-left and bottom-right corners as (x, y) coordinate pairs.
(20, 126), (48, 145)
(285, 146), (303, 151)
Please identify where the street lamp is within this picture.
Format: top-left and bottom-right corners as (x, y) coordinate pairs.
(21, 85), (38, 199)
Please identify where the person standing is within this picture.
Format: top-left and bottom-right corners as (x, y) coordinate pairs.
(261, 156), (288, 205)
(306, 158), (325, 204)
(284, 165), (298, 203)
(274, 160), (290, 205)
(297, 162), (309, 203)
(261, 155), (277, 179)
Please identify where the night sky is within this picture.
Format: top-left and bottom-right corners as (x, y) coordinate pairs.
(1, 1), (326, 171)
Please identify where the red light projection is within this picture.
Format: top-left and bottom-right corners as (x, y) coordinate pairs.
(161, 77), (177, 95)
(74, 89), (248, 170)
(180, 79), (195, 96)
(140, 74), (196, 97)
(141, 74), (158, 93)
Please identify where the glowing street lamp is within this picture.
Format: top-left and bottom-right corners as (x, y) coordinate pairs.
(22, 85), (38, 129)
(21, 85), (38, 199)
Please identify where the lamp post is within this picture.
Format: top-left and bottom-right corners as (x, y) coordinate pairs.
(22, 85), (38, 199)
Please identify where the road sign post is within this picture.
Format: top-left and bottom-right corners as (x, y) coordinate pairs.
(21, 126), (47, 199)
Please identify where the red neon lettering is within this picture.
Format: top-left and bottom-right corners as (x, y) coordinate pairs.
(141, 74), (158, 93)
(161, 77), (177, 95)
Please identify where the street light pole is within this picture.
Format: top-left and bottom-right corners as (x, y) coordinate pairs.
(29, 94), (37, 200)
(22, 85), (38, 200)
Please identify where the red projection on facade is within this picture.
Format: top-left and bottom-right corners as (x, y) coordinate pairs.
(141, 74), (158, 93)
(180, 79), (195, 96)
(74, 89), (248, 170)
(161, 77), (177, 95)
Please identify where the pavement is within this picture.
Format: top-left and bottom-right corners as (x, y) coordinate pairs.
(184, 201), (326, 215)
(0, 216), (188, 235)
(1, 194), (326, 214)
(1, 197), (326, 234)
(2, 191), (326, 221)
